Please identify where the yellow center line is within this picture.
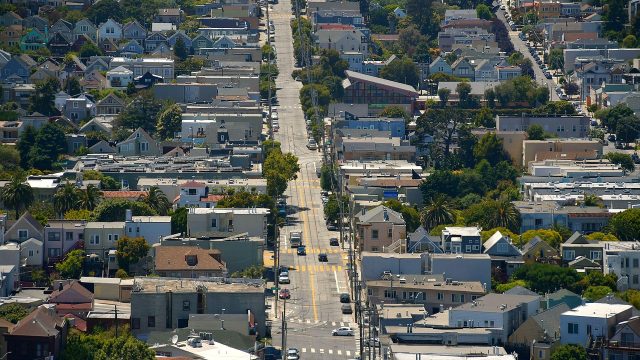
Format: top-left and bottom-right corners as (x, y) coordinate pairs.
(296, 178), (318, 321)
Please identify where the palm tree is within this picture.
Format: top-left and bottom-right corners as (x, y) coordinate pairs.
(1, 174), (34, 219)
(53, 182), (79, 217)
(420, 196), (455, 230)
(488, 199), (521, 232)
(77, 184), (103, 211)
(138, 186), (171, 215)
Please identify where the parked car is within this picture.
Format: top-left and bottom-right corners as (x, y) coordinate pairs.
(365, 338), (380, 347)
(297, 245), (306, 255)
(332, 327), (354, 336)
(341, 304), (353, 314)
(307, 139), (318, 150)
(318, 253), (328, 262)
(286, 348), (300, 360)
(329, 237), (339, 246)
(545, 72), (552, 79)
(279, 288), (291, 299)
(340, 293), (350, 303)
(278, 273), (290, 284)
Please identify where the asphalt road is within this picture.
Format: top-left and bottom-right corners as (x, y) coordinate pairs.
(495, 8), (560, 101)
(266, 1), (360, 358)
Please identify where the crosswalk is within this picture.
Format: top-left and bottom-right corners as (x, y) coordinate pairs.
(281, 248), (343, 254)
(291, 264), (343, 273)
(286, 319), (355, 327)
(300, 348), (360, 357)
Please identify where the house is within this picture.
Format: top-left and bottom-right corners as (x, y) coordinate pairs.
(0, 24), (23, 48)
(315, 28), (368, 57)
(483, 231), (523, 279)
(80, 70), (107, 91)
(84, 221), (125, 261)
(393, 7), (407, 18)
(133, 71), (164, 89)
(4, 305), (69, 360)
(167, 30), (192, 50)
(122, 20), (147, 43)
(515, 202), (612, 234)
(43, 220), (86, 266)
(542, 289), (583, 310)
(602, 242), (640, 291)
(106, 66), (134, 89)
(109, 57), (175, 79)
(153, 246), (226, 278)
(144, 32), (168, 52)
(99, 38), (119, 55)
(496, 115), (590, 138)
(560, 303), (633, 346)
(406, 227), (443, 253)
(89, 140), (116, 154)
(451, 57), (475, 80)
(0, 55), (37, 83)
(79, 116), (113, 136)
(356, 205), (406, 252)
(96, 93), (126, 115)
(4, 212), (44, 243)
(150, 42), (172, 57)
(20, 28), (48, 52)
(63, 95), (95, 122)
(73, 19), (97, 43)
(24, 15), (49, 33)
(448, 293), (540, 343)
(0, 11), (22, 27)
(186, 208), (270, 238)
(30, 66), (59, 85)
(21, 238), (43, 267)
(521, 236), (560, 265)
(116, 127), (161, 156)
(561, 232), (605, 266)
(342, 70), (418, 114)
(119, 40), (144, 56)
(124, 213), (171, 246)
(338, 134), (416, 162)
(191, 34), (215, 54)
(438, 27), (496, 52)
(48, 281), (94, 317)
(84, 57), (109, 75)
(603, 316), (640, 360)
(440, 226), (482, 254)
(429, 253), (492, 291)
(97, 19), (123, 42)
(175, 180), (221, 208)
(50, 19), (73, 42)
(155, 8), (183, 25)
(508, 304), (569, 360)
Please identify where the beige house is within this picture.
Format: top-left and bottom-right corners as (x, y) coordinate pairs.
(186, 208), (270, 239)
(523, 139), (602, 169)
(84, 222), (125, 260)
(508, 304), (569, 360)
(4, 212), (44, 243)
(116, 128), (161, 156)
(356, 205), (406, 252)
(521, 236), (560, 265)
(96, 93), (126, 115)
(153, 246), (226, 278)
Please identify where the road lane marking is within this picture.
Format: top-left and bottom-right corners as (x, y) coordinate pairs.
(334, 270), (341, 293)
(302, 348), (307, 353)
(328, 349), (333, 354)
(311, 348), (316, 353)
(296, 179), (318, 321)
(337, 350), (342, 355)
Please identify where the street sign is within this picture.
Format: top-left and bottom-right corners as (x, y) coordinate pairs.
(271, 286), (279, 291)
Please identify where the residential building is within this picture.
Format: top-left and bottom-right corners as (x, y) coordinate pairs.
(84, 221), (125, 260)
(130, 278), (265, 335)
(483, 231), (523, 279)
(4, 212), (44, 243)
(560, 232), (623, 267)
(153, 246), (226, 278)
(73, 19), (97, 43)
(333, 112), (406, 138)
(449, 293), (541, 343)
(438, 27), (496, 52)
(360, 252), (423, 281)
(97, 19), (123, 42)
(109, 57), (175, 80)
(48, 281), (94, 317)
(43, 220), (86, 266)
(338, 135), (416, 162)
(521, 140), (603, 169)
(116, 128), (162, 156)
(0, 54), (37, 83)
(516, 202), (612, 234)
(561, 303), (633, 346)
(356, 205), (406, 252)
(521, 236), (560, 265)
(95, 93), (126, 116)
(602, 241), (640, 290)
(496, 115), (590, 138)
(124, 212), (171, 246)
(187, 207), (269, 238)
(123, 20), (147, 43)
(21, 238), (43, 267)
(63, 95), (95, 122)
(542, 289), (583, 310)
(4, 306), (69, 360)
(19, 28), (47, 52)
(106, 66), (134, 89)
(603, 316), (640, 360)
(315, 28), (368, 57)
(365, 276), (485, 314)
(342, 70), (418, 114)
(428, 253), (492, 291)
(508, 304), (569, 360)
(155, 8), (183, 25)
(440, 226), (482, 254)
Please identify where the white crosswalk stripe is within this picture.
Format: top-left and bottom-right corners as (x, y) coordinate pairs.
(302, 348), (307, 353)
(328, 349), (333, 354)
(320, 349), (324, 354)
(331, 321), (336, 326)
(346, 350), (351, 356)
(306, 319), (311, 323)
(311, 348), (316, 353)
(337, 350), (342, 355)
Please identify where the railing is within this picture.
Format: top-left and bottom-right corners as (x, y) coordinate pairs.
(605, 340), (640, 350)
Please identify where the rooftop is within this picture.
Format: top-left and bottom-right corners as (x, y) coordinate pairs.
(131, 277), (264, 294)
(453, 293), (540, 313)
(187, 207), (269, 215)
(154, 246), (225, 272)
(366, 277), (485, 292)
(562, 303), (632, 318)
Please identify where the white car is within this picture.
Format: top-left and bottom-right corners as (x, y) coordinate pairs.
(286, 349), (300, 360)
(278, 273), (290, 284)
(271, 112), (279, 120)
(332, 327), (354, 336)
(306, 139), (317, 150)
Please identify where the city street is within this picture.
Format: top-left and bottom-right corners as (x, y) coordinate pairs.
(267, 0), (359, 358)
(495, 8), (560, 101)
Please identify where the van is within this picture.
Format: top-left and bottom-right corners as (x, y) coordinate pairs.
(341, 304), (353, 314)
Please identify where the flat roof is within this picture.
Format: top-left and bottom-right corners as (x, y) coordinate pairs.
(562, 303), (632, 318)
(80, 277), (121, 285)
(453, 293), (540, 313)
(132, 277), (264, 294)
(188, 207), (270, 215)
(367, 277), (485, 292)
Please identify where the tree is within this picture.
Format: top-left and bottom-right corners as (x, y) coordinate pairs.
(526, 124), (546, 140)
(605, 152), (635, 172)
(53, 182), (80, 217)
(420, 196), (455, 230)
(481, 227), (518, 242)
(473, 107), (494, 128)
(79, 42), (102, 58)
(476, 4), (493, 19)
(116, 236), (150, 272)
(64, 209), (92, 220)
(456, 82), (472, 107)
(595, 103), (634, 132)
(405, 0), (435, 35)
(520, 229), (563, 248)
(156, 103), (182, 140)
(29, 123), (67, 170)
(230, 265), (264, 279)
(548, 48), (564, 70)
(29, 78), (60, 116)
(92, 199), (157, 222)
(397, 25), (426, 56)
(138, 186), (171, 216)
(63, 329), (155, 360)
(586, 232), (619, 241)
(380, 105), (409, 122)
(604, 0), (626, 33)
(551, 344), (588, 360)
(473, 132), (508, 166)
(488, 199), (521, 232)
(324, 194), (349, 223)
(496, 280), (527, 293)
(0, 303), (29, 324)
(0, 145), (20, 171)
(173, 36), (188, 60)
(171, 207), (188, 234)
(116, 93), (163, 134)
(512, 263), (582, 293)
(263, 149), (300, 197)
(17, 125), (37, 169)
(77, 184), (103, 211)
(1, 173), (33, 219)
(87, 0), (124, 24)
(615, 115), (640, 144)
(610, 208), (640, 241)
(438, 88), (450, 107)
(55, 249), (84, 279)
(383, 200), (421, 232)
(379, 57), (419, 87)
(64, 76), (82, 97)
(623, 35), (638, 48)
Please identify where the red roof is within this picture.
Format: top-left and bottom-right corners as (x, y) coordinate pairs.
(318, 24), (355, 30)
(181, 180), (206, 188)
(200, 194), (225, 202)
(103, 191), (147, 199)
(63, 314), (87, 332)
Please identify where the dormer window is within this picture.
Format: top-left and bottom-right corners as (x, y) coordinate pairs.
(185, 255), (198, 266)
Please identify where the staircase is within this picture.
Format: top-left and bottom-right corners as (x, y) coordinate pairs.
(384, 238), (406, 253)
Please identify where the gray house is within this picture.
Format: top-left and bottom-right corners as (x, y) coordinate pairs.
(116, 128), (162, 156)
(440, 226), (482, 253)
(73, 19), (98, 43)
(123, 20), (147, 43)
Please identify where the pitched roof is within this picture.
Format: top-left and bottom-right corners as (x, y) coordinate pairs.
(357, 205), (405, 224)
(6, 211), (44, 235)
(483, 231), (505, 250)
(565, 232), (591, 245)
(154, 246), (226, 272)
(531, 303), (570, 337)
(49, 281), (94, 304)
(504, 285), (538, 296)
(102, 190), (147, 199)
(521, 236), (545, 253)
(546, 288), (579, 301)
(343, 70), (418, 96)
(181, 180), (206, 188)
(9, 306), (64, 337)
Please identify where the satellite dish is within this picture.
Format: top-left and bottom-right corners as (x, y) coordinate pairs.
(171, 335), (178, 345)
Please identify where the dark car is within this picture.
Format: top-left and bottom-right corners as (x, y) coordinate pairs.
(329, 237), (339, 246)
(340, 293), (350, 303)
(341, 304), (353, 314)
(318, 253), (328, 262)
(297, 245), (306, 255)
(279, 289), (291, 299)
(608, 134), (617, 142)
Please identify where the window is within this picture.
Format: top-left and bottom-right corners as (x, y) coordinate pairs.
(568, 323), (579, 334)
(211, 219), (217, 228)
(66, 232), (73, 241)
(563, 250), (575, 261)
(437, 292), (444, 300)
(387, 228), (392, 238)
(48, 248), (61, 257)
(90, 235), (100, 245)
(140, 142), (149, 152)
(384, 290), (396, 298)
(148, 316), (155, 327)
(132, 318), (140, 329)
(465, 245), (472, 252)
(48, 232), (61, 241)
(490, 321), (494, 327)
(188, 188), (197, 195)
(634, 275), (639, 285)
(634, 258), (639, 268)
(18, 230), (28, 241)
(183, 300), (190, 311)
(372, 230), (379, 239)
(28, 250), (34, 257)
(228, 219), (233, 227)
(590, 251), (601, 261)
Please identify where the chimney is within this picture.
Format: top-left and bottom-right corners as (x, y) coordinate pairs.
(125, 209), (133, 221)
(361, 208), (366, 215)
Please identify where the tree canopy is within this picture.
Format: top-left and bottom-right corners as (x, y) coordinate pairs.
(379, 57), (420, 87)
(512, 263), (581, 293)
(55, 249), (85, 279)
(610, 208), (640, 241)
(92, 199), (157, 222)
(116, 236), (150, 272)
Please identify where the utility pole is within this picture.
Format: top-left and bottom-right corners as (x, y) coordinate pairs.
(114, 304), (118, 337)
(274, 220), (280, 318)
(266, 0), (273, 140)
(281, 298), (287, 352)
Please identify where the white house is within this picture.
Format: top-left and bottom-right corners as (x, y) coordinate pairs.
(20, 238), (43, 267)
(97, 18), (123, 42)
(0, 243), (20, 269)
(109, 57), (175, 79)
(124, 211), (171, 246)
(187, 208), (270, 239)
(560, 303), (633, 346)
(175, 180), (222, 208)
(106, 66), (133, 89)
(602, 242), (640, 291)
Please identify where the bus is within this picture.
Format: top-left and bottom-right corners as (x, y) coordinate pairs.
(289, 231), (302, 248)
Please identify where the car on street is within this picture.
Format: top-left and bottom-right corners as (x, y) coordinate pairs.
(297, 245), (306, 255)
(278, 272), (290, 284)
(608, 134), (617, 142)
(340, 293), (350, 303)
(329, 237), (339, 246)
(327, 223), (338, 231)
(307, 139), (318, 150)
(332, 327), (354, 336)
(545, 72), (552, 79)
(318, 253), (328, 262)
(365, 338), (381, 347)
(287, 349), (300, 360)
(279, 288), (291, 299)
(341, 304), (353, 314)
